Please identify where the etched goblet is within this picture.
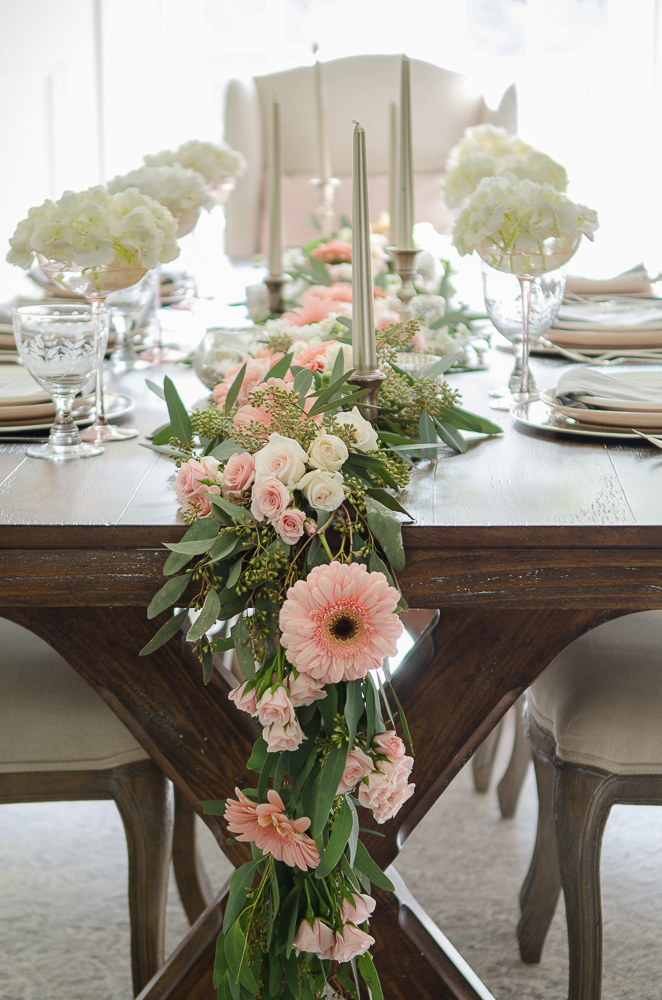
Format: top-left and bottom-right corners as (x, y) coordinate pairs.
(12, 304), (109, 460)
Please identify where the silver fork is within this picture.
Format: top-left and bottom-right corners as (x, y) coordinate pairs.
(633, 429), (662, 449)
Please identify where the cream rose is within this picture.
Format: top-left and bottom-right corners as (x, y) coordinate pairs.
(255, 433), (308, 488)
(295, 470), (345, 511)
(323, 341), (353, 376)
(307, 433), (348, 473)
(333, 406), (379, 453)
(250, 476), (291, 521)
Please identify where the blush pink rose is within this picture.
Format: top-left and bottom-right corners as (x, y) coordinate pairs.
(228, 680), (257, 716)
(293, 918), (335, 957)
(337, 747), (374, 794)
(233, 403), (271, 429)
(311, 240), (353, 264)
(265, 717), (305, 752)
(357, 757), (415, 823)
(293, 340), (337, 372)
(374, 781), (415, 823)
(256, 685), (296, 727)
(286, 671), (327, 708)
(173, 456), (221, 517)
(272, 507), (307, 545)
(372, 730), (406, 762)
(250, 476), (291, 522)
(221, 452), (255, 500)
(330, 923), (375, 962)
(211, 355), (271, 408)
(341, 893), (376, 925)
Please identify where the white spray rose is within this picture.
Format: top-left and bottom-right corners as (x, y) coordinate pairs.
(323, 342), (353, 376)
(307, 434), (348, 473)
(108, 164), (214, 216)
(295, 470), (345, 511)
(255, 433), (308, 488)
(144, 139), (246, 184)
(333, 407), (379, 453)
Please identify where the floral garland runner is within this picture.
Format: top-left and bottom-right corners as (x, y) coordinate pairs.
(142, 343), (500, 999)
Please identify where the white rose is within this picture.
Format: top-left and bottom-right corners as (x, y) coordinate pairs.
(323, 342), (353, 376)
(296, 470), (345, 511)
(307, 434), (348, 473)
(254, 433), (308, 488)
(333, 406), (379, 453)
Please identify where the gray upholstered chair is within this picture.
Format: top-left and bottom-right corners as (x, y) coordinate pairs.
(517, 611), (662, 1000)
(223, 53), (516, 257)
(471, 696), (531, 818)
(0, 617), (210, 997)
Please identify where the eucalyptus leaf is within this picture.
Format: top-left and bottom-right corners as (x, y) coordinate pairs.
(266, 352), (294, 380)
(163, 376), (192, 447)
(186, 588), (221, 643)
(208, 531), (240, 564)
(200, 645), (214, 683)
(199, 798), (226, 815)
(163, 549), (194, 575)
(223, 860), (261, 933)
(232, 617), (256, 679)
(365, 496), (405, 572)
(347, 796), (359, 866)
(315, 796), (353, 877)
(312, 743), (347, 839)
(139, 442), (191, 460)
(151, 422), (173, 446)
(359, 952), (384, 1000)
(354, 839), (395, 891)
(211, 494), (255, 523)
(224, 362), (248, 416)
(433, 417), (466, 454)
(225, 920), (257, 993)
(365, 487), (411, 517)
(213, 931), (228, 988)
(438, 405), (503, 435)
(146, 379), (166, 400)
(306, 253), (331, 286)
(419, 351), (462, 378)
(140, 608), (189, 656)
(293, 368), (314, 399)
(246, 737), (268, 772)
(226, 555), (244, 590)
(164, 537), (217, 555)
(147, 573), (191, 619)
(210, 438), (242, 461)
(344, 679), (363, 751)
(419, 409), (438, 461)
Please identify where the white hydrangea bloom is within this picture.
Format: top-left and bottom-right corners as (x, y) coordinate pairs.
(108, 164), (214, 215)
(145, 139), (246, 184)
(446, 124), (532, 169)
(443, 149), (568, 208)
(6, 185), (179, 270)
(451, 173), (598, 258)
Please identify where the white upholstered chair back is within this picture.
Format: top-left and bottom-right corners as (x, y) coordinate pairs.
(224, 54), (516, 258)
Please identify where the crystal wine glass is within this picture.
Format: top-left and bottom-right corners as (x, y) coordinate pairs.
(37, 254), (146, 441)
(106, 271), (155, 371)
(12, 304), (110, 460)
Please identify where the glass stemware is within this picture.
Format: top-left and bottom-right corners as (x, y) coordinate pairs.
(192, 327), (257, 389)
(37, 254), (146, 442)
(106, 272), (155, 371)
(476, 235), (581, 411)
(12, 304), (109, 460)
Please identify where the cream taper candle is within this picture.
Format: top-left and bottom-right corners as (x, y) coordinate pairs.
(268, 97), (283, 277)
(351, 120), (376, 374)
(389, 101), (398, 243)
(314, 56), (332, 184)
(397, 55), (414, 249)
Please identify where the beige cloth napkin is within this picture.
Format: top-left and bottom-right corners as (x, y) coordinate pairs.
(565, 265), (653, 297)
(556, 368), (662, 404)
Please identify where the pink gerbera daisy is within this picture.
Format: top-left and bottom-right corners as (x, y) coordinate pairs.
(224, 788), (320, 870)
(279, 562), (403, 684)
(224, 786), (261, 842)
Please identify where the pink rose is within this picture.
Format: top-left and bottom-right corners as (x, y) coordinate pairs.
(173, 456), (221, 518)
(212, 355), (271, 408)
(221, 452), (255, 500)
(293, 918), (335, 958)
(233, 403), (271, 429)
(228, 680), (257, 716)
(250, 476), (291, 522)
(337, 747), (374, 795)
(381, 755), (414, 791)
(304, 518), (316, 535)
(372, 730), (406, 762)
(341, 893), (376, 925)
(286, 671), (327, 708)
(330, 923), (375, 962)
(265, 717), (305, 752)
(358, 757), (415, 823)
(374, 781), (415, 823)
(311, 240), (353, 264)
(256, 684), (296, 727)
(258, 376), (294, 392)
(254, 349), (285, 364)
(273, 507), (306, 545)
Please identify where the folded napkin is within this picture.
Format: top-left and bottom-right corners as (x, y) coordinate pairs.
(565, 265), (653, 297)
(556, 368), (662, 404)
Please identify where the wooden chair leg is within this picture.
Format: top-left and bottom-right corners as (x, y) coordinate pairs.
(471, 719), (503, 793)
(172, 785), (213, 925)
(112, 760), (174, 997)
(498, 694), (532, 818)
(517, 754), (562, 963)
(554, 766), (611, 1000)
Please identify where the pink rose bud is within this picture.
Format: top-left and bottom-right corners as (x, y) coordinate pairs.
(292, 918), (335, 957)
(272, 507), (307, 545)
(228, 680), (257, 716)
(330, 923), (375, 962)
(265, 717), (306, 753)
(341, 893), (376, 925)
(256, 684), (296, 727)
(221, 452), (255, 500)
(372, 730), (406, 761)
(304, 518), (316, 535)
(250, 476), (291, 521)
(337, 747), (374, 794)
(286, 671), (327, 708)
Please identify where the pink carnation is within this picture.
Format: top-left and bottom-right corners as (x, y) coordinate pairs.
(256, 685), (296, 727)
(337, 747), (374, 794)
(233, 403), (271, 429)
(228, 680), (257, 716)
(264, 717), (306, 752)
(255, 789), (320, 869)
(173, 456), (221, 518)
(273, 507), (307, 545)
(250, 476), (291, 521)
(330, 923), (375, 962)
(293, 918), (335, 957)
(372, 730), (406, 761)
(341, 893), (376, 925)
(311, 240), (353, 264)
(221, 451), (255, 500)
(279, 562), (403, 684)
(211, 355), (271, 408)
(286, 670), (327, 708)
(293, 340), (337, 372)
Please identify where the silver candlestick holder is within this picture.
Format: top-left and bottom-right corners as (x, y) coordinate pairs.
(347, 369), (386, 424)
(310, 177), (340, 239)
(388, 246), (422, 322)
(264, 275), (287, 316)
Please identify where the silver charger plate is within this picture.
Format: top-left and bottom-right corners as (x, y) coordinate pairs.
(511, 398), (646, 440)
(0, 393), (134, 434)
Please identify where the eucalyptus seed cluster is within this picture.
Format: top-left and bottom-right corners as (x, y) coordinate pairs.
(190, 405), (228, 442)
(376, 319), (420, 353)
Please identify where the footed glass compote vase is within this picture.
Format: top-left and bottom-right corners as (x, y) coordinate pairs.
(476, 234), (581, 411)
(37, 255), (147, 441)
(12, 304), (110, 460)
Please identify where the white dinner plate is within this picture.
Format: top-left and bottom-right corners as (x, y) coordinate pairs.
(540, 389), (662, 429)
(512, 399), (648, 440)
(0, 365), (52, 405)
(0, 393), (133, 433)
(556, 298), (662, 327)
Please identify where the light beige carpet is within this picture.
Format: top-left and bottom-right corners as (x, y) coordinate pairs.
(1, 719), (661, 999)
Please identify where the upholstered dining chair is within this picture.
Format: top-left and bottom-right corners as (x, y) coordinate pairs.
(0, 616), (211, 997)
(223, 53), (516, 257)
(516, 611), (662, 1000)
(471, 696), (531, 818)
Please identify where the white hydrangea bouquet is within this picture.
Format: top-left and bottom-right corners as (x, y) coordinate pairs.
(6, 185), (180, 273)
(108, 164), (214, 228)
(142, 338), (501, 1000)
(145, 139), (246, 206)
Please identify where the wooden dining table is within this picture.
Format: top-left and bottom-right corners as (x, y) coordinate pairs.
(0, 334), (660, 1000)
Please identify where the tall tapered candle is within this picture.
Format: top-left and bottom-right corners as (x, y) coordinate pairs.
(268, 97), (283, 277)
(351, 120), (376, 374)
(397, 55), (414, 249)
(314, 56), (332, 184)
(389, 101), (398, 243)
